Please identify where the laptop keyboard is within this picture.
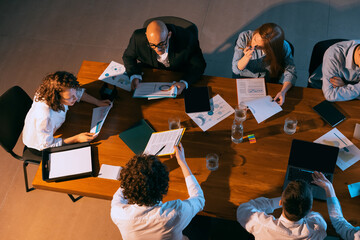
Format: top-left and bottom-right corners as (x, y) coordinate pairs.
(288, 168), (332, 184)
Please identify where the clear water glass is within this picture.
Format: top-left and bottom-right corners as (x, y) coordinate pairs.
(284, 117), (297, 135)
(231, 120), (243, 143)
(206, 153), (219, 171)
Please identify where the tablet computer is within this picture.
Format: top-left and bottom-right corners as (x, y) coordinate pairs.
(184, 87), (211, 113)
(313, 100), (346, 127)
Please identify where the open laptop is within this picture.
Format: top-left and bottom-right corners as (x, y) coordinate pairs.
(283, 139), (339, 200)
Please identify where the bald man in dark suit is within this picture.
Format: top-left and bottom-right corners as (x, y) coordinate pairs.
(123, 20), (206, 95)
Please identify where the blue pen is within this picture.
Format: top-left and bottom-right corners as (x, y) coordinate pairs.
(334, 132), (349, 152)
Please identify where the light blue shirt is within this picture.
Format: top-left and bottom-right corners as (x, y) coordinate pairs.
(327, 197), (360, 240)
(322, 40), (360, 101)
(232, 30), (297, 85)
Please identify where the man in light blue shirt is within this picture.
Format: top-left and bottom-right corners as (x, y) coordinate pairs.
(312, 171), (360, 240)
(322, 40), (360, 101)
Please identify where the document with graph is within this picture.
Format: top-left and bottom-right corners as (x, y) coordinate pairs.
(236, 78), (266, 104)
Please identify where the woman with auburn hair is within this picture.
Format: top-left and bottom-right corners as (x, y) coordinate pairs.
(232, 23), (297, 106)
(23, 71), (111, 153)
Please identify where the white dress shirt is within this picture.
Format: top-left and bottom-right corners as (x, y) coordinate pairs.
(237, 197), (327, 240)
(22, 88), (84, 151)
(327, 197), (360, 240)
(110, 175), (205, 240)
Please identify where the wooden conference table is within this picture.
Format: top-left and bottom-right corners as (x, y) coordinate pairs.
(33, 60), (359, 227)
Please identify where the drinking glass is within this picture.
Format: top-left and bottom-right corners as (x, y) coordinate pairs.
(284, 117), (297, 135)
(234, 103), (247, 122)
(168, 117), (181, 130)
(206, 153), (219, 171)
(231, 120), (244, 143)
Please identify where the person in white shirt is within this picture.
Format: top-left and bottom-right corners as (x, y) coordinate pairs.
(237, 179), (327, 239)
(312, 171), (360, 240)
(22, 71), (111, 152)
(111, 144), (205, 240)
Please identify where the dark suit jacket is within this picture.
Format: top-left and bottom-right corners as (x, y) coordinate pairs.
(122, 24), (206, 85)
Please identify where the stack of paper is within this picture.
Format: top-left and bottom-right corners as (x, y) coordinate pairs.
(98, 164), (122, 180)
(236, 78), (266, 103)
(144, 128), (185, 156)
(133, 82), (177, 99)
(99, 61), (131, 92)
(187, 94), (234, 132)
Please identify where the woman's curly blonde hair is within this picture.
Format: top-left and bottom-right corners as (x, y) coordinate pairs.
(35, 71), (79, 111)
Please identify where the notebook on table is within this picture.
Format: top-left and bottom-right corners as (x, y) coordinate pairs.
(313, 100), (346, 127)
(283, 139), (339, 200)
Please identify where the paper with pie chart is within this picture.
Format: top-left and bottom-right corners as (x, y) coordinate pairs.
(314, 128), (360, 171)
(98, 61), (131, 91)
(187, 94), (234, 132)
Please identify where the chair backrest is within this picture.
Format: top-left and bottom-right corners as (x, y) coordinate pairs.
(0, 86), (32, 158)
(308, 39), (348, 76)
(285, 40), (294, 57)
(143, 16), (198, 39)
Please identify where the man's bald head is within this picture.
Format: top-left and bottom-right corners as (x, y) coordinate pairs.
(146, 20), (168, 41)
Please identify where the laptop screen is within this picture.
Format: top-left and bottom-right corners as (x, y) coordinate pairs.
(288, 139), (339, 173)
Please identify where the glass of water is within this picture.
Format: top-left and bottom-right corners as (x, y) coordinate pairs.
(206, 153), (219, 171)
(234, 103), (247, 122)
(168, 117), (181, 130)
(284, 117), (297, 135)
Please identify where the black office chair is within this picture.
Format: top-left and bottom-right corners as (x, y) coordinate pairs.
(0, 86), (83, 202)
(308, 39), (348, 88)
(285, 40), (294, 57)
(0, 86), (41, 192)
(143, 16), (198, 38)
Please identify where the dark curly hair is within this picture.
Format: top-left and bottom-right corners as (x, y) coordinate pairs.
(35, 71), (79, 112)
(119, 154), (169, 206)
(282, 180), (313, 221)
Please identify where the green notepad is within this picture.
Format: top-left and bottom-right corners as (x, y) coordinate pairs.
(119, 119), (155, 155)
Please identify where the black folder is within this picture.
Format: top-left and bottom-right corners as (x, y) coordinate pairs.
(42, 143), (94, 182)
(119, 119), (155, 155)
(184, 87), (211, 113)
(313, 100), (346, 127)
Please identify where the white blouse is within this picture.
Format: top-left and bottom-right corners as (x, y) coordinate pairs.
(22, 88), (84, 151)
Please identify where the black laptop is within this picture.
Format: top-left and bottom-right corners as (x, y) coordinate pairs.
(283, 139), (339, 200)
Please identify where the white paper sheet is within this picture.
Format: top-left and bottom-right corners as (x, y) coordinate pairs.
(314, 128), (360, 171)
(245, 96), (282, 123)
(144, 128), (184, 156)
(99, 61), (131, 92)
(187, 94), (234, 132)
(236, 78), (266, 104)
(49, 146), (92, 179)
(133, 82), (177, 99)
(90, 103), (113, 135)
(98, 164), (122, 180)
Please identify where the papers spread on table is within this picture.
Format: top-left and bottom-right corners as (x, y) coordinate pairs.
(133, 82), (177, 99)
(187, 94), (234, 132)
(348, 182), (360, 198)
(49, 146), (92, 179)
(98, 164), (122, 180)
(314, 128), (360, 171)
(245, 96), (282, 123)
(236, 78), (266, 104)
(99, 61), (131, 92)
(90, 102), (113, 135)
(144, 128), (185, 156)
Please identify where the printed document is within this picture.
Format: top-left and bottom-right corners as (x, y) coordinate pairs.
(133, 82), (177, 99)
(245, 96), (282, 123)
(99, 61), (131, 91)
(236, 78), (266, 104)
(187, 94), (234, 132)
(144, 128), (185, 156)
(90, 103), (113, 135)
(49, 146), (92, 179)
(314, 128), (360, 171)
